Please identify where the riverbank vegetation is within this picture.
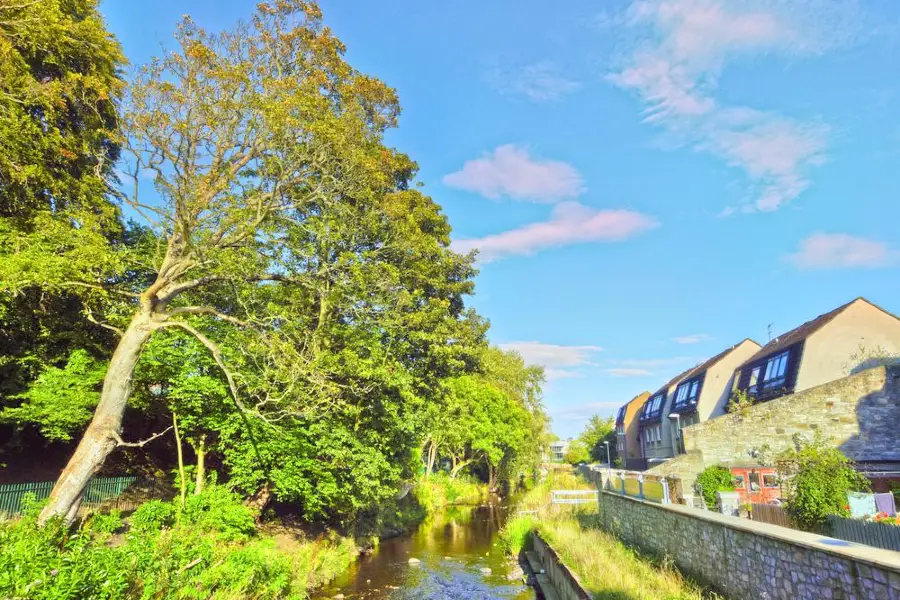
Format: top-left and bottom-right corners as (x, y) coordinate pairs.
(0, 487), (357, 599)
(0, 0), (550, 597)
(501, 468), (719, 599)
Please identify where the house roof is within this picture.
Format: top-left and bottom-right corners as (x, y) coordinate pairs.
(616, 391), (650, 424)
(651, 338), (759, 396)
(735, 297), (895, 371)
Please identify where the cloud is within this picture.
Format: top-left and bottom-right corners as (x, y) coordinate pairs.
(672, 333), (711, 344)
(606, 368), (654, 377)
(485, 61), (581, 102)
(452, 202), (659, 262)
(500, 341), (603, 381)
(549, 402), (626, 421)
(608, 0), (856, 212)
(786, 233), (900, 270)
(442, 144), (584, 203)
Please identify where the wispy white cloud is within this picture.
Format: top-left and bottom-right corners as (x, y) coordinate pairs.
(500, 341), (603, 381)
(672, 333), (711, 345)
(786, 233), (900, 270)
(608, 0), (858, 212)
(606, 368), (654, 377)
(442, 144), (584, 203)
(485, 61), (582, 102)
(452, 201), (659, 262)
(549, 402), (624, 422)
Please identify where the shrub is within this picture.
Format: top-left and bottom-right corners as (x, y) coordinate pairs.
(695, 466), (734, 509)
(86, 509), (122, 535)
(181, 485), (257, 541)
(776, 435), (870, 531)
(130, 499), (175, 533)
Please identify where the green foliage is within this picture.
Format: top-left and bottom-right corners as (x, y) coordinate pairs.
(726, 389), (754, 416)
(576, 414), (616, 463)
(695, 466), (734, 509)
(130, 500), (175, 533)
(500, 514), (537, 554)
(416, 473), (486, 512)
(1, 350), (106, 440)
(776, 434), (870, 531)
(0, 487), (356, 599)
(564, 438), (590, 465)
(181, 486), (257, 541)
(86, 510), (123, 535)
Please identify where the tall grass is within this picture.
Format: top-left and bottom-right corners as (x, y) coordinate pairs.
(502, 467), (719, 600)
(416, 473), (487, 512)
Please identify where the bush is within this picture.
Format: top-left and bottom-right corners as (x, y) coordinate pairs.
(130, 499), (175, 533)
(181, 485), (256, 541)
(777, 435), (870, 531)
(86, 509), (122, 535)
(695, 466), (734, 509)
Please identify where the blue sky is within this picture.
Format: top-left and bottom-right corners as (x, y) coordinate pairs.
(102, 0), (900, 438)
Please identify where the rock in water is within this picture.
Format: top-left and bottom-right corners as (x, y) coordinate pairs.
(480, 567), (492, 575)
(408, 557), (421, 565)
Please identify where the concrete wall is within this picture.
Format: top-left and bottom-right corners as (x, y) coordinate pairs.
(649, 365), (900, 485)
(597, 491), (900, 600)
(796, 300), (900, 393)
(532, 533), (592, 600)
(700, 339), (761, 420)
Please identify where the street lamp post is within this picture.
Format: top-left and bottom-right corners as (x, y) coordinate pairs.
(604, 440), (611, 478)
(668, 413), (682, 454)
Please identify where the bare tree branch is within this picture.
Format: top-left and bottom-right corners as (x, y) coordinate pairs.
(59, 282), (141, 298)
(111, 426), (174, 448)
(85, 307), (124, 336)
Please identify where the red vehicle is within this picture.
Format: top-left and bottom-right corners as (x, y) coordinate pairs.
(730, 466), (781, 504)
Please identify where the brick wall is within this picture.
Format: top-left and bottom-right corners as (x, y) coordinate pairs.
(597, 491), (900, 600)
(649, 365), (900, 484)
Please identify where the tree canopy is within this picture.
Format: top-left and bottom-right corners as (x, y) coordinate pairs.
(0, 0), (547, 526)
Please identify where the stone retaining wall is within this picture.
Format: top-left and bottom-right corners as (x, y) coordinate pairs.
(532, 532), (593, 600)
(598, 490), (900, 600)
(650, 365), (900, 485)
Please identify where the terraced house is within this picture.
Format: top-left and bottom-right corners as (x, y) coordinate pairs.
(637, 339), (761, 468)
(731, 297), (900, 403)
(615, 391), (650, 470)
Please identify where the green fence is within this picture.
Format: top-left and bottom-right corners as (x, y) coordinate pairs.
(0, 476), (138, 518)
(826, 515), (900, 552)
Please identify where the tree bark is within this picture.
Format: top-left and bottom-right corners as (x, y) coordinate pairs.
(425, 439), (438, 479)
(193, 435), (206, 495)
(38, 312), (154, 525)
(173, 411), (186, 507)
(449, 458), (471, 479)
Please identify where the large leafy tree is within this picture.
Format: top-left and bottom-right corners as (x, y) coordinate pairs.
(1, 1), (481, 524)
(0, 0), (126, 433)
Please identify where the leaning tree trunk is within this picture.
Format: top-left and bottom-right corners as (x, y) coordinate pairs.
(38, 312), (154, 525)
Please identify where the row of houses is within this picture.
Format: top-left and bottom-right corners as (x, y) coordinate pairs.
(614, 297), (900, 495)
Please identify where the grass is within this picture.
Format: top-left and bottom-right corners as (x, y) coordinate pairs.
(502, 467), (719, 600)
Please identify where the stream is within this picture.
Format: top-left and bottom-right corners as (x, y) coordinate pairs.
(315, 503), (536, 600)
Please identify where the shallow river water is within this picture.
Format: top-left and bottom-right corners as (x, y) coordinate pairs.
(315, 504), (535, 600)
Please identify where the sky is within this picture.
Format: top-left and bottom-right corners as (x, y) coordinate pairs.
(102, 0), (900, 439)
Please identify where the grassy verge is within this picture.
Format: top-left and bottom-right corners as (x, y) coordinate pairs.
(0, 486), (357, 600)
(501, 467), (719, 600)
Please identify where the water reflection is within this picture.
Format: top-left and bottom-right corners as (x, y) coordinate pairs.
(316, 504), (533, 599)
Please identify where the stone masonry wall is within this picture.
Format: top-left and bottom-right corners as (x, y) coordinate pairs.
(649, 365), (900, 484)
(598, 491), (900, 600)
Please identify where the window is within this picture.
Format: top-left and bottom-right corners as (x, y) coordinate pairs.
(762, 351), (789, 390)
(732, 474), (746, 489)
(748, 472), (761, 491)
(616, 405), (627, 425)
(655, 425), (661, 442)
(747, 366), (761, 395)
(640, 392), (666, 422)
(672, 376), (703, 411)
(763, 474), (778, 488)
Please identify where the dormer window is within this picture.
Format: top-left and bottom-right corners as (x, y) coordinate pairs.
(640, 392), (666, 423)
(671, 376), (703, 412)
(740, 346), (797, 401)
(761, 350), (789, 390)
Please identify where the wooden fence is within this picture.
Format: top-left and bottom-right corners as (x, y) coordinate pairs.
(0, 476), (141, 518)
(826, 515), (900, 552)
(750, 503), (792, 528)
